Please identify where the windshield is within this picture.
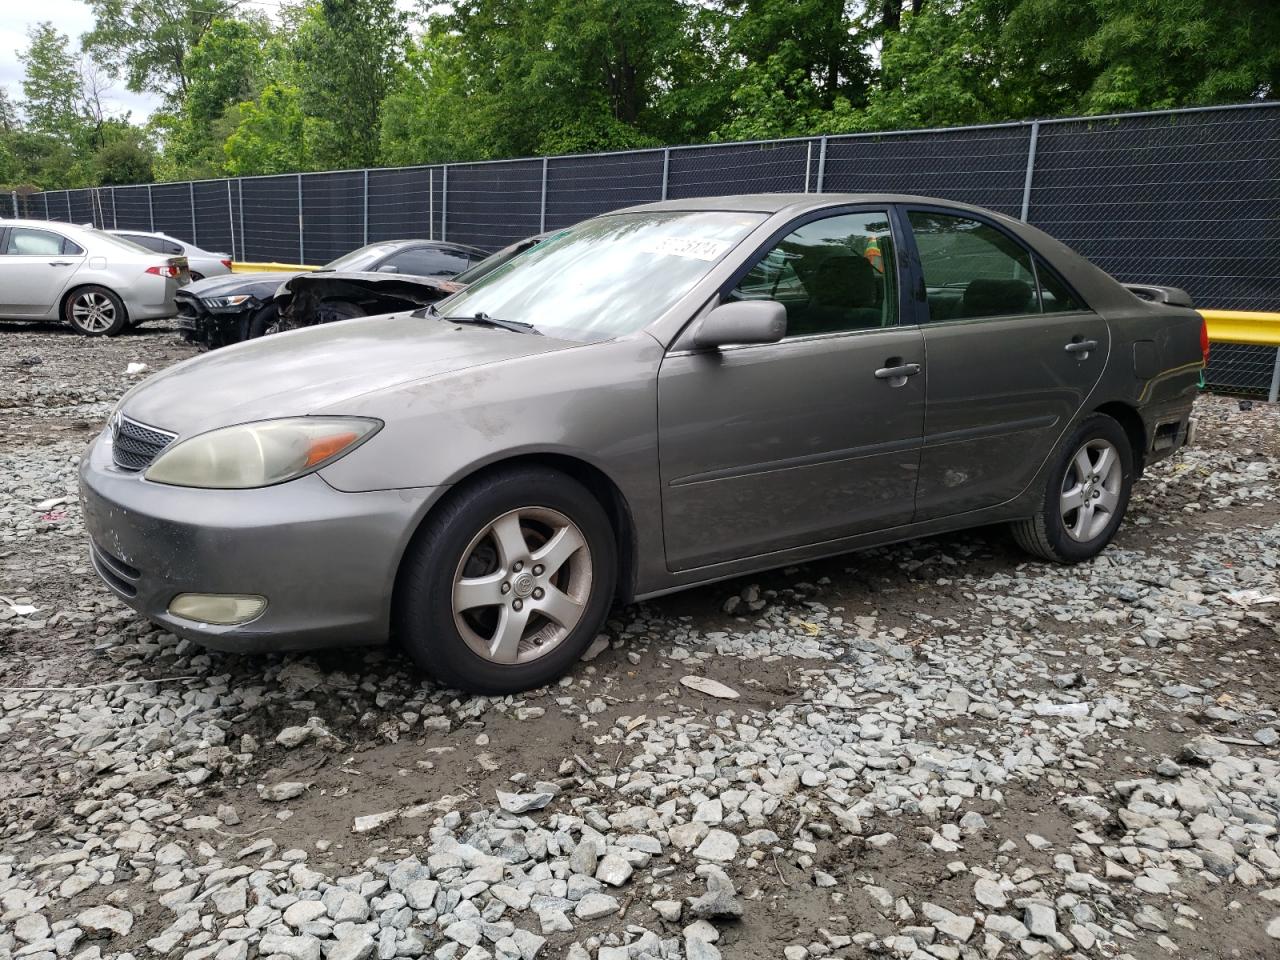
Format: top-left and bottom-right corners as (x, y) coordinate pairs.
(436, 211), (765, 341)
(324, 242), (400, 271)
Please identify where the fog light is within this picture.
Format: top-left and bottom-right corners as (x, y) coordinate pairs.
(169, 593), (266, 625)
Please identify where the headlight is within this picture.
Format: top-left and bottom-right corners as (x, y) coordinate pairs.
(144, 417), (381, 489)
(201, 295), (253, 308)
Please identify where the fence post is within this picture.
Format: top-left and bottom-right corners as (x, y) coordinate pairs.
(10, 190), (16, 218)
(441, 166), (448, 241)
(815, 137), (828, 193)
(189, 182), (197, 244)
(362, 169), (370, 246)
(147, 184), (154, 231)
(238, 180), (245, 261)
(1270, 348), (1280, 404)
(110, 187), (118, 229)
(226, 180), (236, 261)
(804, 141), (812, 193)
(43, 193), (49, 219)
(66, 192), (73, 221)
(1020, 120), (1040, 222)
(661, 148), (669, 200)
(428, 168), (434, 241)
(540, 157), (548, 233)
(297, 174), (305, 264)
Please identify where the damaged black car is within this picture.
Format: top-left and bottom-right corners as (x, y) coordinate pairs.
(175, 238), (487, 348)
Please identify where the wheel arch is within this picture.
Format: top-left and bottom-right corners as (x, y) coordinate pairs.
(392, 452), (639, 616)
(60, 283), (130, 325)
(1092, 400), (1146, 475)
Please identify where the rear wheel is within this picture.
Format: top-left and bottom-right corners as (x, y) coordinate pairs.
(64, 286), (127, 336)
(1012, 413), (1134, 563)
(395, 466), (616, 693)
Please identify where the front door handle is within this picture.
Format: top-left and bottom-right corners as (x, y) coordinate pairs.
(1065, 339), (1098, 355)
(874, 361), (921, 387)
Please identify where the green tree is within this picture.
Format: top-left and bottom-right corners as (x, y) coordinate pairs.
(94, 129), (156, 184)
(19, 23), (83, 139)
(82, 0), (242, 102)
(297, 0), (406, 168)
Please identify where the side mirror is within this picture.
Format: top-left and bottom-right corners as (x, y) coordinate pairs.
(692, 300), (787, 349)
(376, 264), (399, 274)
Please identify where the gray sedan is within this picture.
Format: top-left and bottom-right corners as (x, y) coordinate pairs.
(80, 194), (1204, 692)
(108, 230), (232, 281)
(0, 219), (189, 335)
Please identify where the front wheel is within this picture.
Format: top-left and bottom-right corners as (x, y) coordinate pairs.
(395, 467), (617, 693)
(1012, 414), (1134, 563)
(64, 286), (127, 336)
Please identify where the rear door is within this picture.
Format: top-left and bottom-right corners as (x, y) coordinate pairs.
(903, 206), (1109, 520)
(0, 226), (86, 317)
(657, 207), (925, 571)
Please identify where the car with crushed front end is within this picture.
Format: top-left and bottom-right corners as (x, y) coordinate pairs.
(175, 238), (487, 348)
(0, 219), (189, 335)
(80, 194), (1206, 694)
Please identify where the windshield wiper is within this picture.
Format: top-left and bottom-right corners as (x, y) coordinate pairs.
(439, 311), (541, 335)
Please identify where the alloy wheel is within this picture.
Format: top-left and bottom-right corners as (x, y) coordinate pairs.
(1060, 438), (1122, 542)
(451, 506), (592, 664)
(72, 292), (116, 333)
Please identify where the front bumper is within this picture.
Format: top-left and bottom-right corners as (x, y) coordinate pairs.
(78, 431), (438, 653)
(174, 292), (253, 348)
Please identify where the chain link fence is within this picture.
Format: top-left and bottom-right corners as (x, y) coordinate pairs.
(10, 101), (1279, 392)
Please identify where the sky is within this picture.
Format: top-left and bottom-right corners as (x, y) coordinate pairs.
(1, 0), (164, 120)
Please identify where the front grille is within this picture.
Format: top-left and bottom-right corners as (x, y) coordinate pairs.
(112, 415), (177, 471)
(90, 541), (140, 597)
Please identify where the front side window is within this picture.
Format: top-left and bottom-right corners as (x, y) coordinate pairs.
(909, 211), (1039, 321)
(437, 211), (765, 342)
(5, 228), (67, 256)
(729, 211), (897, 337)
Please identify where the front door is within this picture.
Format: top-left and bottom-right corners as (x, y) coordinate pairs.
(657, 209), (926, 572)
(904, 207), (1109, 520)
(0, 226), (85, 317)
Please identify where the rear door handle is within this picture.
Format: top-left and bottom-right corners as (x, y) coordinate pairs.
(1065, 339), (1098, 354)
(49, 261), (74, 267)
(874, 361), (921, 386)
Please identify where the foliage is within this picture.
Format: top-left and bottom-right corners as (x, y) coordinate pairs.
(2, 0), (1277, 190)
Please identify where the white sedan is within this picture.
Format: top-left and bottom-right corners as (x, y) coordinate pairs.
(0, 219), (189, 336)
(108, 230), (232, 281)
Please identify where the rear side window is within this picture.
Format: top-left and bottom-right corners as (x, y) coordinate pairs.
(908, 211), (1084, 321)
(5, 227), (77, 256)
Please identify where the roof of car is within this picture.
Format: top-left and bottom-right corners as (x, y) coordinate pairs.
(614, 192), (1014, 221)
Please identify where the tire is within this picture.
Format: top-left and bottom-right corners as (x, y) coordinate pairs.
(247, 304), (280, 339)
(1012, 413), (1134, 563)
(395, 466), (617, 694)
(64, 286), (127, 337)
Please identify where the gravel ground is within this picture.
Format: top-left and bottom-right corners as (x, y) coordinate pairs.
(2, 321), (1280, 960)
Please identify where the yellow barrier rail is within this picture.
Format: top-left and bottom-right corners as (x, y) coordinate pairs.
(1200, 309), (1280, 348)
(230, 261), (319, 274)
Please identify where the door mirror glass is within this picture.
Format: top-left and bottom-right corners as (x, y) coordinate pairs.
(693, 300), (787, 349)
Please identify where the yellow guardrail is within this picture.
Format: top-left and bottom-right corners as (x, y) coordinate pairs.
(231, 261), (319, 274)
(1200, 309), (1280, 347)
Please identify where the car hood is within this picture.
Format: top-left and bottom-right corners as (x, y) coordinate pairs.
(181, 271), (302, 299)
(120, 312), (578, 437)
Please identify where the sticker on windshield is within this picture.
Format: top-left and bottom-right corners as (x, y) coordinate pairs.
(640, 236), (733, 261)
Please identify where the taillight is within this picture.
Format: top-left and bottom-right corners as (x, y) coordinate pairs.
(1199, 316), (1210, 365)
(220, 259), (232, 269)
(146, 264), (179, 278)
